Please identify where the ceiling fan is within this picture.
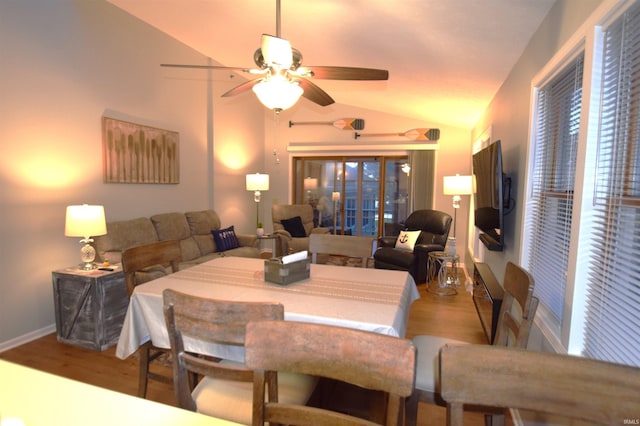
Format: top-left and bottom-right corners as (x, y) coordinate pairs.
(160, 0), (389, 112)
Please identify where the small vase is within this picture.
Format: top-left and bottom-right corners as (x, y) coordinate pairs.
(257, 228), (265, 237)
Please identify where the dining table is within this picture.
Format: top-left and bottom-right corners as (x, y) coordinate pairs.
(116, 256), (419, 361)
(0, 359), (240, 426)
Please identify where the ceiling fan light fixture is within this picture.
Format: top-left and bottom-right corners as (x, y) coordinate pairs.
(252, 75), (303, 112)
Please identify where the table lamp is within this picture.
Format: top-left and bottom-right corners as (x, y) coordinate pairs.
(65, 204), (107, 270)
(443, 174), (473, 256)
(246, 173), (269, 228)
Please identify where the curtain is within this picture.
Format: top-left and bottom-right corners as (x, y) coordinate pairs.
(408, 150), (435, 212)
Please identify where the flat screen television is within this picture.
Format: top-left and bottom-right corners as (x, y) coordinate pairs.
(472, 140), (509, 251)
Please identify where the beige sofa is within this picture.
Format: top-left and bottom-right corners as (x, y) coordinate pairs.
(94, 209), (260, 271)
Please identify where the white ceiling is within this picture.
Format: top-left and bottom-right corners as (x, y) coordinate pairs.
(107, 0), (556, 129)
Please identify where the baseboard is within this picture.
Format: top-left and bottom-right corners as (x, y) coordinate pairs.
(461, 263), (473, 293)
(0, 324), (56, 353)
(510, 408), (524, 426)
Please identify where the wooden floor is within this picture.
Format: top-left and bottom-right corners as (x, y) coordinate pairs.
(0, 271), (490, 425)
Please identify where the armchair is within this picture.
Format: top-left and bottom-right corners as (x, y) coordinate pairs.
(374, 209), (452, 284)
(272, 204), (330, 253)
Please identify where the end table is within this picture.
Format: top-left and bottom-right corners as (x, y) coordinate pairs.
(427, 251), (459, 296)
(257, 235), (279, 259)
(52, 265), (128, 351)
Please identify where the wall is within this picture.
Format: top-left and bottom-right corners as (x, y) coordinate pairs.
(0, 0), (264, 348)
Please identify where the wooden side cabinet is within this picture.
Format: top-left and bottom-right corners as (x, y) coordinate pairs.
(52, 267), (128, 351)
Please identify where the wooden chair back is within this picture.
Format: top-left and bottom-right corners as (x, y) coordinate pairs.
(245, 320), (416, 426)
(440, 345), (640, 426)
(309, 233), (374, 267)
(121, 239), (182, 297)
(493, 261), (539, 348)
(162, 289), (284, 412)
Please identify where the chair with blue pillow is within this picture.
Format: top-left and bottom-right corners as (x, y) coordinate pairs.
(373, 209), (452, 284)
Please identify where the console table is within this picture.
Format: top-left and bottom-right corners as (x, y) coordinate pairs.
(472, 263), (504, 343)
(52, 266), (128, 351)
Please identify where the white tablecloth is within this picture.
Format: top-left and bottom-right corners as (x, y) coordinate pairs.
(116, 257), (419, 360)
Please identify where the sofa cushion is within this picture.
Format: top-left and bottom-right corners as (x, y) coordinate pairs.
(151, 212), (200, 261)
(186, 209), (222, 234)
(212, 225), (240, 252)
(93, 217), (158, 263)
(281, 216), (306, 238)
(185, 210), (222, 255)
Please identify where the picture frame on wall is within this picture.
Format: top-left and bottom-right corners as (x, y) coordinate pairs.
(102, 116), (180, 184)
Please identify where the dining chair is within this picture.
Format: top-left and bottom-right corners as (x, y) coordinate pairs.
(309, 233), (374, 267)
(245, 320), (416, 426)
(406, 261), (538, 426)
(440, 344), (640, 425)
(121, 239), (182, 398)
(162, 289), (317, 425)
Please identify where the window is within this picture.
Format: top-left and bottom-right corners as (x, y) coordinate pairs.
(582, 1), (640, 366)
(523, 0), (640, 366)
(524, 52), (584, 328)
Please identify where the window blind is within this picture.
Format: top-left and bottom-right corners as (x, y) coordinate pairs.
(583, 1), (640, 367)
(526, 53), (584, 325)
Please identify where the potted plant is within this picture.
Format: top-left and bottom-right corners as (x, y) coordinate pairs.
(257, 222), (265, 237)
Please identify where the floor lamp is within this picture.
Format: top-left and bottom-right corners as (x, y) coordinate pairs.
(332, 192), (340, 234)
(443, 174), (473, 257)
(246, 173), (269, 230)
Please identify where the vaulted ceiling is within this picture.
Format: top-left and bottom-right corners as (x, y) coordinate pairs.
(107, 0), (556, 129)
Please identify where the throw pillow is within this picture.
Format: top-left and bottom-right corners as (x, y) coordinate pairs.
(211, 225), (240, 252)
(281, 216), (307, 238)
(395, 230), (421, 251)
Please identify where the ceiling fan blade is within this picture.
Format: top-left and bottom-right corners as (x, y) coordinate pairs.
(222, 78), (262, 97)
(296, 78), (335, 106)
(261, 34), (293, 68)
(299, 66), (389, 81)
(161, 63), (252, 72)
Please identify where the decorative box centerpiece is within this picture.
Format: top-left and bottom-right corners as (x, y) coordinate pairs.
(264, 250), (310, 285)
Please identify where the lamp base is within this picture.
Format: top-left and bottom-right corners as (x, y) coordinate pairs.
(78, 243), (97, 270)
(446, 236), (456, 257)
(78, 262), (97, 271)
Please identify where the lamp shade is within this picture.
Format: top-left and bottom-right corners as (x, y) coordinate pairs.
(252, 75), (303, 111)
(304, 177), (318, 191)
(65, 205), (107, 238)
(443, 174), (473, 196)
(246, 173), (269, 191)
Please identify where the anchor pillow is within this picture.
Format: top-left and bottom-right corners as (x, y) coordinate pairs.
(395, 230), (421, 251)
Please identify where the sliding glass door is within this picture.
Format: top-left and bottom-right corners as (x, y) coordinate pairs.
(293, 156), (410, 237)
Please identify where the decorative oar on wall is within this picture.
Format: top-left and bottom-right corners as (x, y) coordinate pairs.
(289, 118), (366, 131)
(354, 128), (440, 141)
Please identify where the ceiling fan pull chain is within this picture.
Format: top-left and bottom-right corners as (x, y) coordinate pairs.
(273, 110), (281, 164)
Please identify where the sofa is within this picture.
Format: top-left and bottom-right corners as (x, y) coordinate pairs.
(94, 209), (261, 271)
(272, 204), (330, 253)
